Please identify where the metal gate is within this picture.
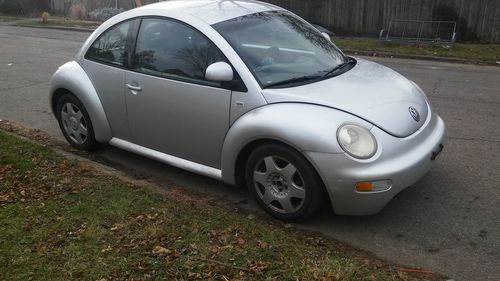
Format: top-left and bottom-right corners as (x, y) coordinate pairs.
(379, 20), (457, 48)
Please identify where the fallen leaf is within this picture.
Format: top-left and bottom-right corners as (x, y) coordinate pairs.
(235, 237), (246, 246)
(71, 223), (87, 236)
(110, 223), (124, 231)
(152, 245), (171, 256)
(101, 245), (112, 253)
(146, 213), (158, 220)
(250, 261), (269, 274)
(258, 241), (269, 249)
(188, 272), (202, 280)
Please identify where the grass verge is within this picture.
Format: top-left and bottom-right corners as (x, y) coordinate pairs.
(0, 15), (18, 22)
(0, 128), (442, 280)
(334, 37), (500, 64)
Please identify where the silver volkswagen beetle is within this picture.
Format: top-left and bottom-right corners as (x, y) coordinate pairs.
(49, 0), (446, 220)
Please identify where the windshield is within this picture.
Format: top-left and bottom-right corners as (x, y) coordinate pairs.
(213, 11), (347, 88)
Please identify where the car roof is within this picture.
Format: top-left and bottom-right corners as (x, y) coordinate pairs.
(136, 0), (283, 25)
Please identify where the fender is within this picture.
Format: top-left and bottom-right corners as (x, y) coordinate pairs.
(49, 61), (112, 143)
(220, 102), (373, 185)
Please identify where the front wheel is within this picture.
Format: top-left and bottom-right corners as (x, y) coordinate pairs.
(56, 94), (98, 150)
(245, 144), (325, 221)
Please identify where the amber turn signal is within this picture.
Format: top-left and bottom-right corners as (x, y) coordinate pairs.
(356, 182), (373, 192)
(355, 180), (392, 193)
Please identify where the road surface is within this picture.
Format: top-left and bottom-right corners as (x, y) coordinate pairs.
(1, 25), (499, 281)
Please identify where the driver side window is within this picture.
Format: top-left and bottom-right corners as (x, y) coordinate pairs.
(133, 18), (228, 84)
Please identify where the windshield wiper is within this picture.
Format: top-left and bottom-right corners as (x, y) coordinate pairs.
(262, 57), (356, 89)
(322, 57), (356, 78)
(263, 75), (323, 89)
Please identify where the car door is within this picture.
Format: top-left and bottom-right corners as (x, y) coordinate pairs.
(125, 18), (232, 169)
(80, 19), (135, 141)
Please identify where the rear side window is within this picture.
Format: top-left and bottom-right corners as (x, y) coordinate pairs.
(133, 18), (227, 84)
(86, 21), (132, 66)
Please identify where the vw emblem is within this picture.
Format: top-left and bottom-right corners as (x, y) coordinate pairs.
(409, 106), (420, 122)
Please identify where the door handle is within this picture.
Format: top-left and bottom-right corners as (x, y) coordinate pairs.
(126, 83), (142, 94)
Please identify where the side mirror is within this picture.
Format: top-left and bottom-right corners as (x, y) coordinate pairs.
(321, 32), (331, 41)
(205, 62), (233, 82)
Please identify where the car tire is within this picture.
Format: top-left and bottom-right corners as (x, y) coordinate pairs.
(56, 94), (98, 151)
(245, 144), (325, 221)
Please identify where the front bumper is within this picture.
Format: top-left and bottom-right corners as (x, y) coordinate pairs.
(306, 113), (446, 215)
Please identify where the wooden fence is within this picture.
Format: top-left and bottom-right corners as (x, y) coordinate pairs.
(264, 0), (500, 42)
(51, 0), (500, 42)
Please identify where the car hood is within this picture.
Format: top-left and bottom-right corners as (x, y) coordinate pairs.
(261, 58), (429, 137)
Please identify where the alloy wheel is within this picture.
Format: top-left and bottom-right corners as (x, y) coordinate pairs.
(253, 156), (306, 214)
(60, 102), (88, 145)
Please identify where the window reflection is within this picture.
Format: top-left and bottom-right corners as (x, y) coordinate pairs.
(213, 11), (346, 88)
(87, 21), (131, 66)
(134, 18), (227, 84)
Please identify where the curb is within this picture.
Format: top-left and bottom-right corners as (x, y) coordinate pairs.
(342, 49), (499, 66)
(13, 24), (95, 33)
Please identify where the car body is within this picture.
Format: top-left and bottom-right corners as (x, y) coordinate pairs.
(49, 0), (446, 220)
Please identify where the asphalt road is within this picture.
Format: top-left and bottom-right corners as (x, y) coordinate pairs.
(1, 25), (499, 281)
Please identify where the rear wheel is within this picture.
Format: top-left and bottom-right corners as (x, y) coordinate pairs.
(56, 94), (98, 150)
(245, 144), (325, 221)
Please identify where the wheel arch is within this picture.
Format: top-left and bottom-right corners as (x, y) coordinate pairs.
(49, 61), (112, 143)
(220, 103), (376, 210)
(221, 103), (369, 182)
(51, 88), (70, 116)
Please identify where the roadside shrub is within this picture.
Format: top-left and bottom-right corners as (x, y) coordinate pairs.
(69, 2), (86, 20)
(41, 11), (49, 23)
(88, 7), (124, 21)
(0, 0), (22, 15)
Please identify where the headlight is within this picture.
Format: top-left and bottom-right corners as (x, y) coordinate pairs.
(337, 124), (377, 159)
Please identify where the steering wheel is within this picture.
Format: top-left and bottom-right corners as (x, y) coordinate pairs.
(254, 47), (280, 72)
